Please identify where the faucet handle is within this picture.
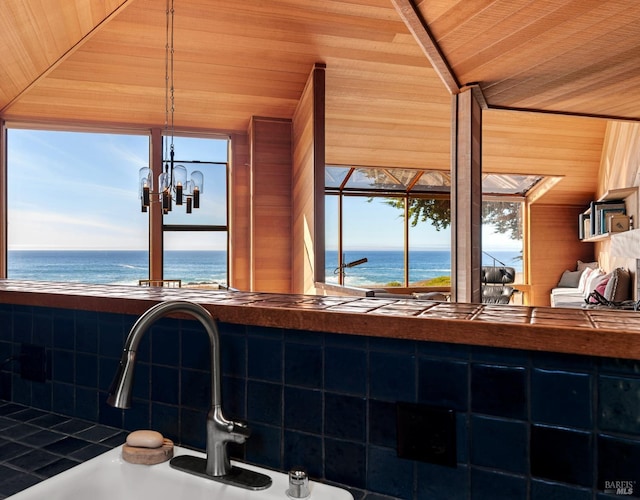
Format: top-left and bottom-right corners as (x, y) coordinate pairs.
(287, 468), (310, 499)
(230, 420), (251, 440)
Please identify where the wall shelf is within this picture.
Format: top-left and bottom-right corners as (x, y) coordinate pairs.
(580, 186), (638, 242)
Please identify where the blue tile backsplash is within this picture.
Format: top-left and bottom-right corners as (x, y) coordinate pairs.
(1, 302), (640, 499)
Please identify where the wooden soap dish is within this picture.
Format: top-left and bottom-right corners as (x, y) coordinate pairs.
(122, 438), (174, 465)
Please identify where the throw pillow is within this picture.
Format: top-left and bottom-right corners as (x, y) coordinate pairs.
(557, 270), (583, 288)
(583, 268), (605, 299)
(578, 267), (594, 293)
(588, 276), (611, 304)
(577, 260), (599, 272)
(603, 268), (631, 302)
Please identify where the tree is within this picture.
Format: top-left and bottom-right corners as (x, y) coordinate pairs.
(383, 197), (522, 241)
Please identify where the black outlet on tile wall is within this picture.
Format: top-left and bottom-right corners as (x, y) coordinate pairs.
(396, 402), (456, 467)
(20, 344), (47, 383)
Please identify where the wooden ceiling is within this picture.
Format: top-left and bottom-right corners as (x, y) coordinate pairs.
(1, 0), (636, 205)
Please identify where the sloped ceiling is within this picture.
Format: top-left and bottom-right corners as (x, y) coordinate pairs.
(2, 0), (636, 205)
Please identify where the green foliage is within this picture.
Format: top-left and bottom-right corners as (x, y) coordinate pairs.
(382, 197), (522, 241)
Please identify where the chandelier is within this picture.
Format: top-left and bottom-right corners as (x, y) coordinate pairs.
(139, 0), (203, 214)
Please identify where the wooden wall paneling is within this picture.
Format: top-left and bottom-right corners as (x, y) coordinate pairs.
(228, 132), (251, 291)
(483, 110), (606, 206)
(249, 117), (293, 293)
(598, 121), (640, 196)
(292, 64), (325, 295)
(527, 204), (594, 306)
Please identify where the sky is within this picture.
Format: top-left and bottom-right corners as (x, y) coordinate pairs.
(7, 129), (228, 251)
(7, 128), (521, 252)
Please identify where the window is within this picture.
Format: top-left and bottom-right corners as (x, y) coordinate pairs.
(6, 127), (229, 287)
(7, 128), (149, 284)
(161, 134), (229, 287)
(325, 165), (531, 288)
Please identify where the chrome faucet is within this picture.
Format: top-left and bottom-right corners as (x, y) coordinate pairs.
(107, 300), (271, 490)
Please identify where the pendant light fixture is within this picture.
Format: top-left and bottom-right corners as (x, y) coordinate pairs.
(139, 0), (203, 214)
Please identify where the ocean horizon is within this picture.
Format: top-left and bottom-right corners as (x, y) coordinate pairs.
(7, 249), (522, 288)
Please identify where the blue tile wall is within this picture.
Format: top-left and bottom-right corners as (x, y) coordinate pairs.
(0, 302), (640, 499)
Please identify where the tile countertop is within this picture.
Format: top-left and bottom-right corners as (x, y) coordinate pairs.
(0, 280), (639, 360)
(0, 402), (127, 499)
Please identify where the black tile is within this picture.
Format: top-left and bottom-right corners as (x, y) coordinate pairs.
(598, 375), (640, 434)
(18, 429), (65, 448)
(8, 424), (40, 441)
(75, 425), (121, 443)
(325, 438), (366, 489)
(244, 422), (282, 471)
(471, 415), (527, 474)
(0, 417), (17, 431)
(150, 322), (180, 367)
(51, 382), (74, 415)
(471, 364), (527, 419)
(51, 350), (74, 384)
(247, 380), (282, 426)
(28, 413), (70, 429)
(0, 441), (32, 461)
(43, 436), (91, 455)
(7, 408), (47, 423)
(325, 346), (367, 396)
(531, 425), (592, 487)
(284, 387), (321, 434)
(532, 369), (592, 429)
(531, 480), (593, 500)
(418, 358), (468, 411)
(35, 457), (80, 478)
(7, 448), (59, 472)
(325, 393), (366, 442)
(369, 351), (415, 402)
(181, 369), (209, 409)
(369, 400), (396, 448)
(75, 386), (98, 421)
(283, 430), (323, 478)
(75, 310), (98, 354)
(219, 333), (245, 378)
(52, 311), (75, 350)
(70, 442), (111, 461)
(51, 418), (93, 434)
(417, 462), (469, 500)
(0, 473), (41, 497)
(0, 403), (27, 417)
(151, 365), (179, 405)
(100, 431), (127, 448)
(0, 463), (19, 484)
(285, 343), (322, 389)
(367, 445), (413, 499)
(598, 434), (640, 495)
(247, 337), (282, 382)
(180, 407), (207, 450)
(75, 353), (98, 388)
(470, 468), (527, 500)
(150, 402), (179, 443)
(222, 375), (245, 419)
(397, 402), (456, 468)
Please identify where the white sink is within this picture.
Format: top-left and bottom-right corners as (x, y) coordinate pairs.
(9, 445), (354, 500)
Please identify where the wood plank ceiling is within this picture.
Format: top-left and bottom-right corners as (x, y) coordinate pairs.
(2, 0), (638, 205)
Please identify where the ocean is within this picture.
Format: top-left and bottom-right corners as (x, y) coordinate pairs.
(7, 250), (522, 288)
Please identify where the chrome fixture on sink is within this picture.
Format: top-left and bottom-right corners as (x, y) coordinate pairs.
(107, 300), (272, 490)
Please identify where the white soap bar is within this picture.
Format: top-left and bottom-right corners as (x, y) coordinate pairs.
(126, 430), (164, 449)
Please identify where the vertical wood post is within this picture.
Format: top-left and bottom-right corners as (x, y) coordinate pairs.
(149, 128), (164, 281)
(451, 89), (483, 302)
(0, 121), (6, 278)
